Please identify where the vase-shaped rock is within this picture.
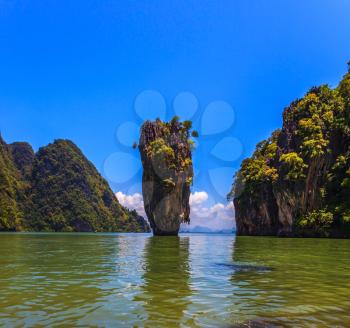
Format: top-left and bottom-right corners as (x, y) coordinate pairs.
(139, 118), (195, 236)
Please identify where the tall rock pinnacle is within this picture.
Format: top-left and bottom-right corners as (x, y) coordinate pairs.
(139, 117), (196, 236)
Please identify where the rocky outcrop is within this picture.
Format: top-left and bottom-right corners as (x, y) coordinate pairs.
(139, 118), (195, 236)
(231, 64), (350, 237)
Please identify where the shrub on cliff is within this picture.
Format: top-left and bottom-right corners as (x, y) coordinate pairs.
(279, 152), (307, 180)
(296, 210), (334, 237)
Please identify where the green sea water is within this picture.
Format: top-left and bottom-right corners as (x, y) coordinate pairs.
(0, 233), (350, 327)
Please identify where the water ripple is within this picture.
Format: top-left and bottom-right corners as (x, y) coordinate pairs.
(0, 233), (350, 327)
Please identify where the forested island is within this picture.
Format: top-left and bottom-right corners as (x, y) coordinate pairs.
(229, 63), (350, 238)
(0, 137), (149, 232)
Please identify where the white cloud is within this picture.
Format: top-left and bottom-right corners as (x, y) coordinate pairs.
(189, 191), (209, 205)
(186, 191), (235, 231)
(115, 191), (146, 218)
(116, 190), (235, 232)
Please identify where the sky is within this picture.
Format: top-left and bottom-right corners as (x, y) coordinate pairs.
(1, 0), (350, 230)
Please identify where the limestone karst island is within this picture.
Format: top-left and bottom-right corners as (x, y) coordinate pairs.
(230, 63), (350, 238)
(139, 117), (196, 236)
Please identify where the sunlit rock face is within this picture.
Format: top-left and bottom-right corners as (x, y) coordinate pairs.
(139, 118), (194, 236)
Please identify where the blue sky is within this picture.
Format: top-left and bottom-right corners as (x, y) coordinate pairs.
(1, 0), (350, 227)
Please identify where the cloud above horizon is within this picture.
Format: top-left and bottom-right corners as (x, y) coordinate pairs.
(115, 191), (146, 218)
(116, 190), (235, 231)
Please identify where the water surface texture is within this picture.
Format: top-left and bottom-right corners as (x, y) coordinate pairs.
(1, 233), (350, 327)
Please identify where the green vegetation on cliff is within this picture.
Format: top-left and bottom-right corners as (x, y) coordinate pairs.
(141, 116), (196, 189)
(0, 137), (149, 232)
(0, 136), (26, 230)
(229, 63), (350, 237)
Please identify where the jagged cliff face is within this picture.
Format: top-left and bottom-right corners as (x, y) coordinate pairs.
(0, 137), (150, 232)
(231, 66), (350, 237)
(139, 118), (194, 236)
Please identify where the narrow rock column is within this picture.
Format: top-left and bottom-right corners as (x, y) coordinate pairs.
(139, 118), (195, 236)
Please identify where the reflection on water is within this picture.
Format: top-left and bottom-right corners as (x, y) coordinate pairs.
(137, 236), (191, 326)
(1, 233), (350, 327)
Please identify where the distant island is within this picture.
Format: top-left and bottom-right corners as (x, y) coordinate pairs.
(229, 62), (350, 238)
(0, 137), (150, 232)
